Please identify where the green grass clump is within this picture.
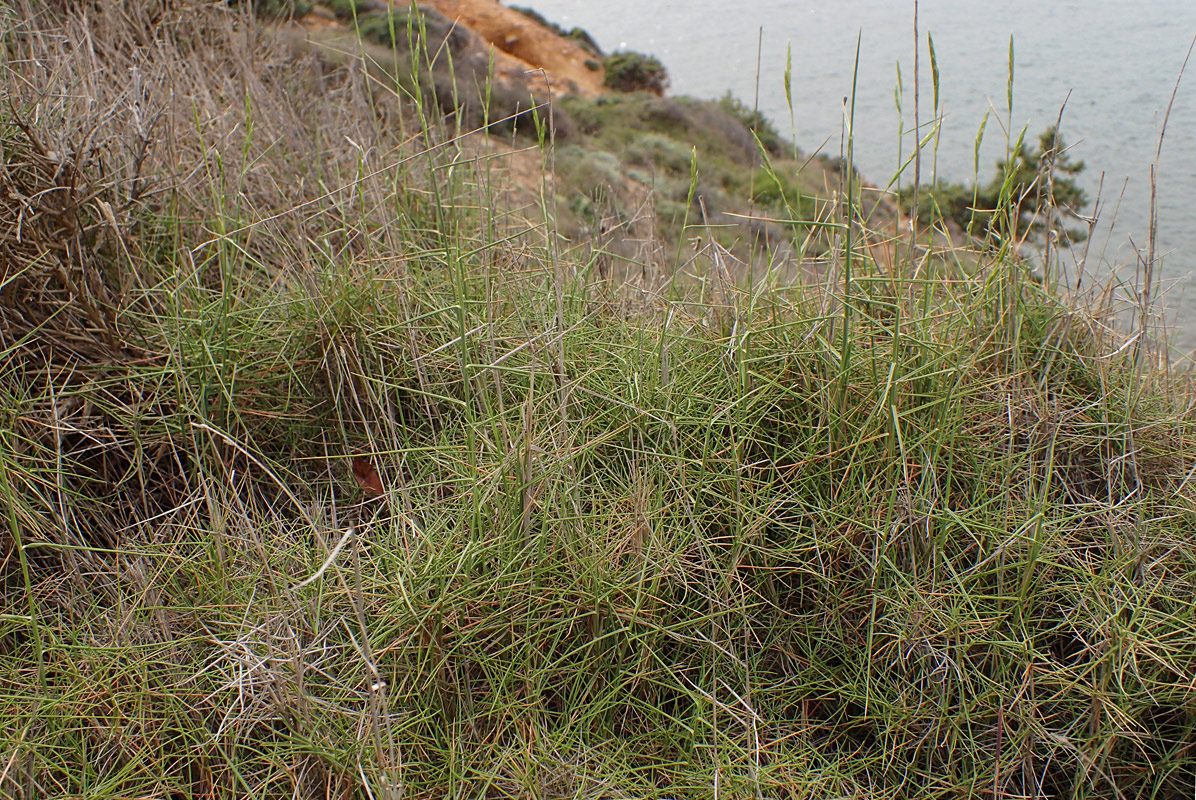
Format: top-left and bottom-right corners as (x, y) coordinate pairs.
(2, 2), (1195, 799)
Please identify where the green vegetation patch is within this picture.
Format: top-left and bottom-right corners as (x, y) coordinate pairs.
(603, 50), (670, 95)
(904, 125), (1090, 246)
(555, 91), (842, 256)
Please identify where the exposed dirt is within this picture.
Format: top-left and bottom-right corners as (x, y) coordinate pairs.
(418, 0), (608, 97)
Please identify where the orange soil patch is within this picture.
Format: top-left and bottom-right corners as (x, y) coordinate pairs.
(420, 0), (608, 97)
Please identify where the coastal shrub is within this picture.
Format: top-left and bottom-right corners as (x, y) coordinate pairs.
(902, 180), (977, 235)
(355, 12), (408, 47)
(676, 96), (762, 165)
(356, 7), (472, 55)
(338, 5), (477, 65)
(560, 96), (604, 135)
(558, 147), (625, 188)
(325, 0), (382, 19)
(625, 133), (693, 173)
(717, 90), (782, 155)
(750, 165), (822, 218)
(904, 125), (1088, 245)
(642, 97), (691, 133)
(603, 50), (670, 95)
(559, 94), (688, 138)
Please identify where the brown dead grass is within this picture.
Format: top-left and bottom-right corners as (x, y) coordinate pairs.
(0, 0), (428, 588)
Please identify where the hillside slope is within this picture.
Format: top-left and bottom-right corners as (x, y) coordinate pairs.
(2, 2), (1193, 800)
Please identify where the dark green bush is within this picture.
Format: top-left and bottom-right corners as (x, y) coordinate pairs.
(233, 0), (312, 18)
(903, 126), (1088, 245)
(356, 12), (409, 48)
(750, 166), (821, 218)
(603, 51), (669, 95)
(325, 0), (379, 20)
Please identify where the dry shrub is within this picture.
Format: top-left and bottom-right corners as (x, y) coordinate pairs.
(0, 0), (428, 596)
(0, 37), (156, 366)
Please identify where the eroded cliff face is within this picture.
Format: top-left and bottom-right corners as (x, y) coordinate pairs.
(296, 0), (608, 103)
(418, 0), (608, 97)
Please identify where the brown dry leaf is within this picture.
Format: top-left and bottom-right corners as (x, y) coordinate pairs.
(351, 455), (384, 497)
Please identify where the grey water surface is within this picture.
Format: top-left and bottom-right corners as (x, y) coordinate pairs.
(519, 0), (1196, 356)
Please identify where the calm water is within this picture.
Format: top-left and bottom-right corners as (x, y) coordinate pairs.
(520, 0), (1196, 355)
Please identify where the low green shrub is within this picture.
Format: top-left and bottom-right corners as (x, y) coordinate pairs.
(325, 0), (377, 20)
(234, 0), (312, 18)
(717, 91), (782, 155)
(625, 133), (694, 173)
(603, 50), (670, 95)
(903, 125), (1089, 245)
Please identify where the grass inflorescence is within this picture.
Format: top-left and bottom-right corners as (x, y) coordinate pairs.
(1, 2), (1194, 799)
